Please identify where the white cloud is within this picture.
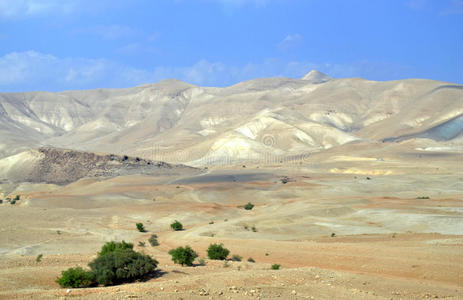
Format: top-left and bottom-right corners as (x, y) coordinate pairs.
(277, 34), (303, 51)
(0, 50), (417, 92)
(0, 0), (81, 19)
(0, 51), (155, 91)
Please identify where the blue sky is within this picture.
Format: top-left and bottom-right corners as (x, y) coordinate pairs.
(0, 0), (462, 92)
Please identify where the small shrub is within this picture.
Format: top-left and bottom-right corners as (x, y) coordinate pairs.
(207, 243), (229, 260)
(89, 248), (158, 286)
(331, 233), (336, 237)
(251, 226), (257, 232)
(244, 202), (254, 210)
(56, 230), (61, 235)
(0, 199), (3, 204)
(244, 225), (249, 231)
(14, 195), (20, 201)
(138, 241), (146, 247)
(247, 257), (255, 263)
(10, 200), (16, 205)
(98, 241), (133, 257)
(56, 266), (95, 288)
(209, 220), (214, 224)
(223, 261), (230, 268)
(170, 220), (183, 231)
(417, 196), (430, 199)
(271, 264), (281, 270)
(148, 234), (159, 246)
(168, 246), (198, 266)
(36, 254), (43, 263)
(136, 223), (146, 232)
(265, 253), (269, 256)
(231, 254), (242, 262)
(56, 242), (158, 288)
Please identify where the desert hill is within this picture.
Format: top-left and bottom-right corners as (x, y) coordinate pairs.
(0, 71), (462, 169)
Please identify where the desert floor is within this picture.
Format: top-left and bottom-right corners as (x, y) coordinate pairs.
(1, 165), (462, 299)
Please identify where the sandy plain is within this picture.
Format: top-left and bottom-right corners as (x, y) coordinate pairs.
(1, 154), (462, 299)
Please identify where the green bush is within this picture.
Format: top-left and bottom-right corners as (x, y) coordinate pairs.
(56, 242), (159, 288)
(89, 248), (158, 286)
(138, 241), (145, 247)
(36, 254), (43, 263)
(271, 264), (281, 270)
(170, 220), (183, 231)
(207, 243), (229, 260)
(98, 241), (133, 256)
(14, 195), (20, 201)
(247, 257), (255, 263)
(148, 234), (159, 246)
(56, 266), (95, 288)
(168, 246), (198, 266)
(244, 202), (254, 210)
(231, 254), (242, 262)
(136, 223), (146, 232)
(10, 200), (16, 205)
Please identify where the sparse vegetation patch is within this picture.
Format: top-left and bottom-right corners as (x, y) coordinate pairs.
(244, 202), (254, 210)
(231, 254), (242, 262)
(207, 243), (230, 260)
(170, 220), (183, 231)
(148, 234), (159, 246)
(168, 246), (198, 266)
(58, 241), (159, 287)
(136, 223), (146, 232)
(56, 267), (95, 288)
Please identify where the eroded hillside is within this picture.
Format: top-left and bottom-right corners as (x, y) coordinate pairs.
(0, 71), (462, 168)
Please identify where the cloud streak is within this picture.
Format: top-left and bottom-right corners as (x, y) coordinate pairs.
(277, 34), (303, 51)
(0, 50), (418, 92)
(0, 0), (81, 19)
(0, 51), (154, 91)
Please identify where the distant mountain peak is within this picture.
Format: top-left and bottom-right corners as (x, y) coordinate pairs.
(301, 70), (332, 84)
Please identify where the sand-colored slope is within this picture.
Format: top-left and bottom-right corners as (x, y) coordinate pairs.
(0, 72), (462, 168)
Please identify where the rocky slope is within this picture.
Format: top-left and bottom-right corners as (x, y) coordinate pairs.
(0, 147), (199, 184)
(0, 71), (462, 168)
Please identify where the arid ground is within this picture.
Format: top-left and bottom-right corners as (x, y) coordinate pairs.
(1, 155), (462, 299)
(1, 73), (463, 299)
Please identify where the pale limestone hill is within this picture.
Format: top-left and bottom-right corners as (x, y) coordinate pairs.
(0, 72), (462, 170)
